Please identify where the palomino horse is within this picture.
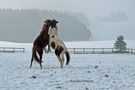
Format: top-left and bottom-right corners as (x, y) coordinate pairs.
(49, 20), (70, 68)
(30, 19), (52, 68)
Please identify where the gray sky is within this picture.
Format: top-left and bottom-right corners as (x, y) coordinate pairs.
(0, 0), (135, 21)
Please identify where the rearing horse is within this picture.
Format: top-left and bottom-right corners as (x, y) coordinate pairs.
(49, 19), (70, 68)
(30, 19), (52, 69)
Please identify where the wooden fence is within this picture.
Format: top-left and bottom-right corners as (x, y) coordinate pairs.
(1, 47), (134, 54)
(67, 48), (135, 54)
(0, 47), (25, 53)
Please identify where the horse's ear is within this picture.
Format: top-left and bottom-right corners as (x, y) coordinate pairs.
(55, 20), (59, 23)
(44, 19), (51, 24)
(52, 19), (59, 23)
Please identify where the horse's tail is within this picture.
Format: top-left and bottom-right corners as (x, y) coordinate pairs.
(32, 47), (41, 64)
(65, 51), (70, 65)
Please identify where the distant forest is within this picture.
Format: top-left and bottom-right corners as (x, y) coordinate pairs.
(97, 12), (128, 22)
(0, 9), (91, 43)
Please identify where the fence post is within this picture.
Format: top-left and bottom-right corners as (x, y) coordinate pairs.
(131, 49), (133, 54)
(102, 48), (104, 54)
(93, 48), (95, 54)
(23, 48), (25, 52)
(13, 48), (15, 52)
(74, 48), (75, 54)
(4, 47), (5, 52)
(112, 48), (114, 53)
(83, 48), (85, 54)
(127, 48), (129, 53)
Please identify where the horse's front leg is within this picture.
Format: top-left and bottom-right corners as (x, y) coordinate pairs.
(30, 57), (33, 68)
(48, 44), (51, 52)
(48, 35), (51, 52)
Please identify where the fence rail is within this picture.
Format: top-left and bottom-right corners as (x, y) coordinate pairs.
(67, 48), (135, 54)
(1, 47), (134, 54)
(0, 47), (25, 53)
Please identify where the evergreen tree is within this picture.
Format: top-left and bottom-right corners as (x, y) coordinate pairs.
(114, 35), (127, 52)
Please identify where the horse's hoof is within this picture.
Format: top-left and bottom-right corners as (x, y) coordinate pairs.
(32, 76), (36, 79)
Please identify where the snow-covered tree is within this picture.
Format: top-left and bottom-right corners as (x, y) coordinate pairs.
(114, 35), (127, 52)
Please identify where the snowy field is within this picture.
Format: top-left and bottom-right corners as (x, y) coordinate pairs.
(0, 40), (135, 90)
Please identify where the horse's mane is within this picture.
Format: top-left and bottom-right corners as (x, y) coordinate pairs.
(40, 23), (49, 34)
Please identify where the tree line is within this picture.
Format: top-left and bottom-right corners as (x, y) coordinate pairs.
(0, 9), (91, 43)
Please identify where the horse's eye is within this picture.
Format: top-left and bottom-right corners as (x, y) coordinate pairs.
(52, 36), (54, 38)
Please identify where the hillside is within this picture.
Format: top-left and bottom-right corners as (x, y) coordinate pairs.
(91, 22), (135, 41)
(0, 9), (91, 42)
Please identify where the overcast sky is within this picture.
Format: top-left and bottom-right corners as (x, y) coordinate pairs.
(0, 0), (135, 21)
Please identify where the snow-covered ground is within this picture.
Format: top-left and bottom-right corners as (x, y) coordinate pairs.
(0, 41), (135, 90)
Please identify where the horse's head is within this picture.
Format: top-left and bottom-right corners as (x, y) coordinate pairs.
(44, 19), (52, 26)
(51, 19), (59, 28)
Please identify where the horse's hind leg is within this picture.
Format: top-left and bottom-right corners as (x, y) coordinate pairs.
(38, 50), (43, 61)
(30, 57), (33, 68)
(55, 46), (64, 68)
(38, 50), (43, 68)
(56, 55), (63, 68)
(61, 51), (65, 64)
(39, 62), (42, 69)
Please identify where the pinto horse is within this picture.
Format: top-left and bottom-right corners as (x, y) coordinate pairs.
(30, 19), (52, 69)
(49, 20), (70, 68)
